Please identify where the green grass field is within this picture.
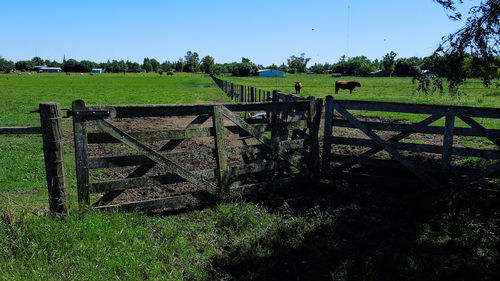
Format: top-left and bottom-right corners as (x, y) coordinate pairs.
(0, 73), (498, 280)
(223, 74), (499, 107)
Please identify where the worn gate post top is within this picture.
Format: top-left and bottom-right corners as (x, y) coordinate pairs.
(72, 99), (86, 110)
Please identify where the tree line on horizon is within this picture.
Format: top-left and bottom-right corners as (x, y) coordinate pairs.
(1, 51), (498, 82)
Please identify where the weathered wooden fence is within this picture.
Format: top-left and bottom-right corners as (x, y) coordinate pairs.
(211, 75), (305, 103)
(4, 81), (499, 214)
(0, 102), (69, 213)
(322, 95), (500, 189)
(71, 98), (321, 211)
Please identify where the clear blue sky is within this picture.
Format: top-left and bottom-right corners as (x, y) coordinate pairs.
(1, 0), (478, 66)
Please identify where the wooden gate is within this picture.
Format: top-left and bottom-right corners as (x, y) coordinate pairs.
(72, 98), (320, 211)
(322, 95), (500, 189)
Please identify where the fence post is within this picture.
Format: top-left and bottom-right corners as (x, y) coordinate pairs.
(307, 96), (322, 180)
(213, 106), (230, 195)
(322, 95), (334, 177)
(270, 90), (280, 139)
(72, 100), (91, 206)
(440, 109), (455, 185)
(230, 83), (234, 101)
(39, 102), (69, 213)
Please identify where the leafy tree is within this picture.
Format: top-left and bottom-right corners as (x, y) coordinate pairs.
(332, 56), (376, 76)
(382, 51), (397, 76)
(142, 58), (153, 73)
(126, 61), (141, 73)
(229, 60), (258, 76)
(184, 51), (200, 72)
(44, 60), (61, 67)
(201, 56), (215, 74)
(107, 60), (127, 73)
(150, 58), (160, 72)
(278, 63), (289, 73)
(78, 60), (96, 72)
(267, 64), (278, 70)
(393, 57), (422, 77)
(62, 59), (78, 72)
(174, 58), (185, 72)
(212, 64), (223, 75)
(15, 60), (35, 71)
(287, 53), (311, 73)
(433, 0), (499, 88)
(0, 57), (15, 71)
(31, 56), (44, 66)
(161, 61), (173, 72)
(309, 63), (332, 74)
(241, 57), (250, 63)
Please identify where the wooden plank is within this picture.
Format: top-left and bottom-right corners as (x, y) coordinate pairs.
(88, 140), (307, 169)
(87, 120), (308, 144)
(88, 127), (213, 143)
(92, 173), (187, 193)
(336, 100), (500, 118)
(456, 114), (500, 147)
(84, 101), (309, 118)
(331, 136), (500, 159)
(72, 100), (91, 206)
(322, 95), (334, 176)
(213, 106), (230, 194)
(218, 105), (313, 177)
(440, 110), (455, 185)
(0, 126), (42, 135)
(94, 119), (220, 196)
(271, 91), (280, 141)
(307, 97), (322, 177)
(39, 102), (69, 213)
(331, 118), (500, 137)
(95, 192), (216, 211)
(333, 101), (441, 188)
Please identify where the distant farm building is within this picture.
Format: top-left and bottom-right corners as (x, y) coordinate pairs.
(370, 70), (384, 77)
(421, 70), (437, 78)
(91, 68), (105, 73)
(258, 69), (285, 77)
(35, 66), (61, 73)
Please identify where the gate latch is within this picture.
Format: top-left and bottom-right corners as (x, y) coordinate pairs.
(61, 109), (112, 119)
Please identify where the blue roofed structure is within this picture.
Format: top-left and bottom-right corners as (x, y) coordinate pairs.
(258, 69), (285, 77)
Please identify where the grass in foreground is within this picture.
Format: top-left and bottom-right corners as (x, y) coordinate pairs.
(1, 184), (499, 281)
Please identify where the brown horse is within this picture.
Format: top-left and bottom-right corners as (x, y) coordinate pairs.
(335, 80), (361, 94)
(295, 81), (302, 95)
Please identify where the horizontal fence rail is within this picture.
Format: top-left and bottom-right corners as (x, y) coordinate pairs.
(0, 126), (42, 134)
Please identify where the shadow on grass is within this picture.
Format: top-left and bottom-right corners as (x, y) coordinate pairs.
(209, 181), (500, 281)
